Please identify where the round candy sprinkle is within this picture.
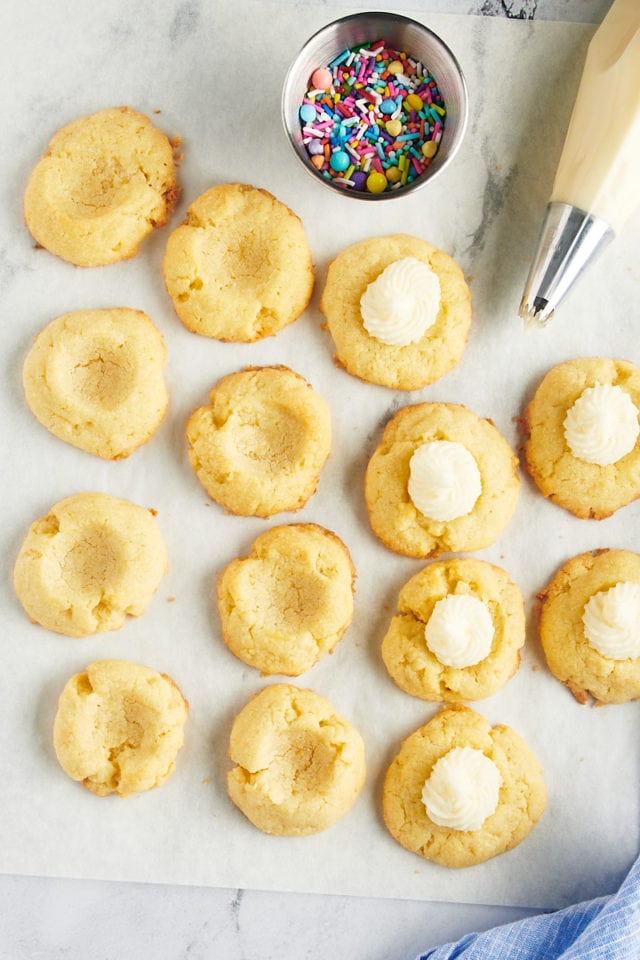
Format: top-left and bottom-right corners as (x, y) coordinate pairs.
(366, 171), (387, 194)
(330, 150), (350, 172)
(310, 67), (333, 89)
(298, 39), (446, 195)
(299, 102), (316, 124)
(405, 93), (424, 112)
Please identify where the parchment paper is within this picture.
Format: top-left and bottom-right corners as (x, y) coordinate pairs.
(1, 0), (638, 910)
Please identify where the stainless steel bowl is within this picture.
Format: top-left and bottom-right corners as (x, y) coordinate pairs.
(282, 11), (469, 200)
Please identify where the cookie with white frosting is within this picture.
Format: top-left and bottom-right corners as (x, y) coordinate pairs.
(382, 558), (525, 701)
(538, 548), (640, 704)
(365, 402), (520, 557)
(521, 357), (640, 519)
(227, 684), (366, 836)
(383, 704), (546, 868)
(319, 234), (471, 390)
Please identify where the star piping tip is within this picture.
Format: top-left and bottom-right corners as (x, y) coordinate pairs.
(518, 296), (553, 331)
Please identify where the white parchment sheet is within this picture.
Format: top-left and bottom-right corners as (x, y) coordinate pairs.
(1, 0), (639, 910)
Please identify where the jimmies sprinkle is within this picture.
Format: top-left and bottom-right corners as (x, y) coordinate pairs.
(299, 40), (446, 194)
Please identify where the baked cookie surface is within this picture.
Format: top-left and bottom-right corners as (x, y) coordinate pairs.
(538, 548), (640, 704)
(382, 558), (525, 701)
(24, 107), (179, 267)
(365, 402), (520, 558)
(162, 182), (314, 342)
(319, 234), (471, 390)
(13, 492), (167, 637)
(383, 704), (546, 868)
(53, 659), (188, 797)
(217, 523), (355, 676)
(23, 308), (168, 460)
(227, 684), (366, 836)
(186, 366), (331, 517)
(521, 357), (640, 519)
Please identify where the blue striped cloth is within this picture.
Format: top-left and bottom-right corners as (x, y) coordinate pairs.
(417, 853), (640, 960)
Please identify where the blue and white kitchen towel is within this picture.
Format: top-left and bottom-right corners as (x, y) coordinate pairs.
(418, 852), (640, 959)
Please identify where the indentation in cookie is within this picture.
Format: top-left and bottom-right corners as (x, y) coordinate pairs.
(217, 523), (355, 676)
(60, 523), (127, 595)
(186, 366), (331, 517)
(69, 345), (137, 409)
(23, 308), (168, 459)
(232, 404), (306, 468)
(163, 183), (313, 342)
(13, 492), (167, 637)
(227, 684), (365, 835)
(53, 659), (188, 797)
(24, 107), (179, 266)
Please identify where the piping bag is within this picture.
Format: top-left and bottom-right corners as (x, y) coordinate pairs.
(519, 0), (640, 328)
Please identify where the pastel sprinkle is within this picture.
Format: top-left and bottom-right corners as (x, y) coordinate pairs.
(310, 67), (333, 90)
(299, 102), (316, 123)
(298, 39), (446, 194)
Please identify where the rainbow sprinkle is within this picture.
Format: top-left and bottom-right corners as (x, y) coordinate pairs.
(299, 40), (446, 195)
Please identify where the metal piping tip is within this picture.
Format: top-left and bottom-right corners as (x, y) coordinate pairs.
(519, 295), (553, 330)
(519, 201), (613, 329)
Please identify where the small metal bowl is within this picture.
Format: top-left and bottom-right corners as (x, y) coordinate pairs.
(282, 11), (468, 200)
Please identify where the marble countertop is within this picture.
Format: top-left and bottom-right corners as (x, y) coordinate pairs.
(1, 0), (619, 957)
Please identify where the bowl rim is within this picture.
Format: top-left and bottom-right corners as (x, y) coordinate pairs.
(281, 10), (469, 201)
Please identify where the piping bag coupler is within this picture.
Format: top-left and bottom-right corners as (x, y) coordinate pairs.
(519, 0), (640, 328)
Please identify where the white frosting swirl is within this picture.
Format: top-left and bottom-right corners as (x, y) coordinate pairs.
(563, 382), (639, 466)
(582, 581), (640, 660)
(425, 594), (494, 668)
(422, 746), (501, 831)
(408, 441), (481, 522)
(360, 257), (441, 346)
